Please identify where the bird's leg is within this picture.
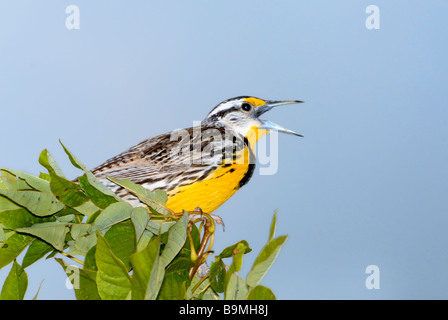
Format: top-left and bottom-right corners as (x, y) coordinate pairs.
(188, 208), (217, 280)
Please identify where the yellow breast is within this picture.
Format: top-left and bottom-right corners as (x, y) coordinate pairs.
(164, 126), (267, 213)
(165, 146), (254, 213)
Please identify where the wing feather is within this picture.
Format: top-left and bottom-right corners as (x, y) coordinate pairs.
(91, 126), (239, 187)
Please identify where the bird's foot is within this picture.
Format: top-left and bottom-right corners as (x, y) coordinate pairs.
(187, 207), (225, 231)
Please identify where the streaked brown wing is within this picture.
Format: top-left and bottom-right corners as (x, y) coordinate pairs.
(91, 126), (228, 186)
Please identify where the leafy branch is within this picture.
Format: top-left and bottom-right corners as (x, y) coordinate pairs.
(0, 142), (287, 300)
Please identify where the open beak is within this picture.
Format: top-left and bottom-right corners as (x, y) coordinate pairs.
(257, 100), (304, 137)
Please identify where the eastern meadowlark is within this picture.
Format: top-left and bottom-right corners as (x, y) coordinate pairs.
(92, 96), (303, 214)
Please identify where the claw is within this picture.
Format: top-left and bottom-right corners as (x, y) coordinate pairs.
(210, 214), (225, 232)
(187, 208), (225, 232)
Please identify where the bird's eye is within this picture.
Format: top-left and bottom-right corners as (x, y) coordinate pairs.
(241, 103), (252, 112)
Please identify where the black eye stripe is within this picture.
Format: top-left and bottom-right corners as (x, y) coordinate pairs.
(206, 106), (239, 122)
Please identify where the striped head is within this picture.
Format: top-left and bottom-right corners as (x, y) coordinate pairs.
(203, 96), (303, 144)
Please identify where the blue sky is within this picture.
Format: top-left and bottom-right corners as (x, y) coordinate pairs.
(1, 1), (447, 299)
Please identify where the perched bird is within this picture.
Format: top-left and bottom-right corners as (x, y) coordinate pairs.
(92, 96), (303, 214)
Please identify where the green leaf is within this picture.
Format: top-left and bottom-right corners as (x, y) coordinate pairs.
(86, 210), (102, 224)
(93, 202), (133, 234)
(16, 222), (69, 251)
(0, 195), (20, 211)
(72, 200), (101, 218)
(32, 280), (44, 300)
(217, 240), (252, 259)
(132, 208), (189, 252)
(22, 239), (54, 268)
(165, 256), (195, 273)
(0, 261), (28, 300)
(107, 177), (170, 215)
(104, 220), (136, 271)
(0, 232), (34, 270)
(159, 212), (188, 268)
(58, 140), (88, 171)
(38, 148), (99, 212)
(136, 230), (153, 253)
(1, 169), (51, 193)
(48, 174), (88, 208)
(130, 237), (159, 300)
(84, 246), (98, 271)
(145, 220), (176, 235)
(78, 174), (118, 209)
(130, 236), (165, 300)
(185, 223), (201, 253)
(157, 267), (189, 300)
(209, 259), (226, 293)
(55, 258), (101, 300)
(247, 285), (276, 300)
(186, 274), (209, 300)
(95, 232), (131, 300)
(130, 207), (150, 242)
(246, 235), (288, 288)
(146, 252), (166, 300)
(224, 241), (246, 292)
(67, 224), (98, 256)
(76, 268), (101, 300)
(0, 207), (54, 230)
(234, 276), (249, 300)
(186, 273), (221, 300)
(0, 190), (64, 217)
(158, 254), (193, 300)
(38, 149), (65, 178)
(151, 190), (167, 206)
(269, 211), (278, 242)
(39, 172), (51, 182)
(202, 287), (221, 300)
(225, 275), (248, 300)
(0, 169), (31, 190)
(0, 224), (5, 242)
(59, 141), (121, 206)
(55, 212), (76, 223)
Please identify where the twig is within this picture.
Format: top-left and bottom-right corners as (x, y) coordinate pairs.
(59, 252), (84, 266)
